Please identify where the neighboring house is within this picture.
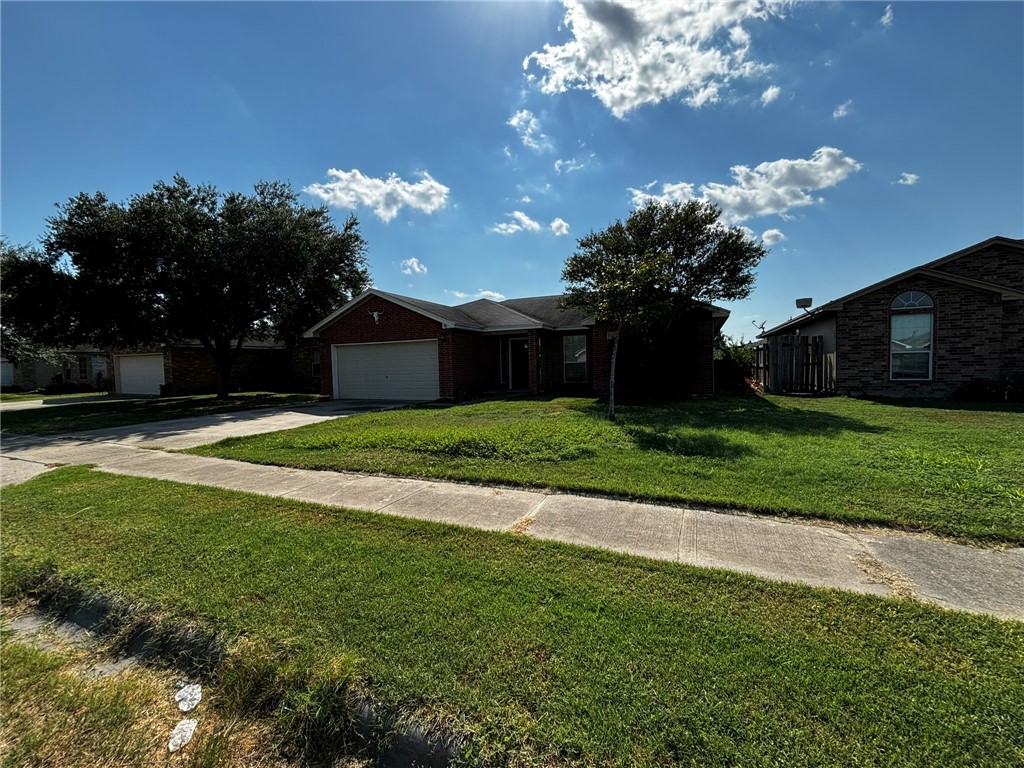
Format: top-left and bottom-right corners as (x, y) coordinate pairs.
(303, 289), (729, 401)
(758, 236), (1024, 398)
(1, 348), (110, 391)
(111, 341), (295, 396)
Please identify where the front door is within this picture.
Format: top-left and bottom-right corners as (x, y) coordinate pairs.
(509, 337), (529, 390)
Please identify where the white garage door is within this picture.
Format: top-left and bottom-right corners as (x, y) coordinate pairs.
(115, 354), (165, 395)
(333, 340), (439, 400)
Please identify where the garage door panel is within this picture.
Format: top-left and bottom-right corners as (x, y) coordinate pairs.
(334, 341), (438, 400)
(116, 354), (165, 395)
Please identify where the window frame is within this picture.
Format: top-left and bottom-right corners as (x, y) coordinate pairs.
(889, 291), (934, 382)
(562, 334), (588, 384)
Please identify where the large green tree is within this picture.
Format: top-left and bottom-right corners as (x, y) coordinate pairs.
(561, 200), (767, 419)
(44, 175), (370, 398)
(0, 238), (77, 366)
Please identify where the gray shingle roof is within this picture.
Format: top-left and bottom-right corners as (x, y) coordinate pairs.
(498, 295), (591, 328)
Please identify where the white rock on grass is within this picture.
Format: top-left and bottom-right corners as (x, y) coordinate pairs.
(174, 683), (202, 712)
(168, 719), (198, 753)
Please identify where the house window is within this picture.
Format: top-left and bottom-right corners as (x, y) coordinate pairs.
(311, 358), (321, 379)
(890, 291), (933, 380)
(499, 338), (508, 384)
(563, 335), (587, 383)
(78, 356), (89, 381)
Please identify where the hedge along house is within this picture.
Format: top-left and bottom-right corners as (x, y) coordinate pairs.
(757, 236), (1024, 398)
(303, 289), (730, 401)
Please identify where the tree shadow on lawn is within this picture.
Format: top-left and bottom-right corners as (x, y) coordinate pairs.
(620, 427), (756, 459)
(615, 395), (887, 439)
(858, 396), (1024, 414)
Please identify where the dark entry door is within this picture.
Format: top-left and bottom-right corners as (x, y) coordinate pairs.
(509, 337), (529, 390)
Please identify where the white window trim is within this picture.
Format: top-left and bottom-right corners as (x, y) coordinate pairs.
(889, 293), (934, 381)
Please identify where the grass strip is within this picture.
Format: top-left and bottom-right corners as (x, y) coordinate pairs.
(0, 392), (320, 435)
(0, 632), (297, 768)
(188, 395), (1024, 543)
(3, 467), (1023, 767)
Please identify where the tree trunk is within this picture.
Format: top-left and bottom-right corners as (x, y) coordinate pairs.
(607, 323), (621, 421)
(208, 339), (240, 400)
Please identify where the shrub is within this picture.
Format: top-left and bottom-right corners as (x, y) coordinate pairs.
(953, 374), (1024, 403)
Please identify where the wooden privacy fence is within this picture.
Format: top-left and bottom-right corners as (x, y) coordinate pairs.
(753, 335), (833, 394)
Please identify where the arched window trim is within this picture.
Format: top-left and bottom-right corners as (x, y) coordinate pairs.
(890, 290), (934, 381)
(891, 290), (934, 310)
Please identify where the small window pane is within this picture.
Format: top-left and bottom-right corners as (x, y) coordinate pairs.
(891, 313), (932, 352)
(892, 353), (930, 379)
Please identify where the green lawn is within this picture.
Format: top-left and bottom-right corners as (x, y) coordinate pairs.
(3, 468), (1023, 767)
(0, 391), (320, 435)
(189, 395), (1024, 544)
(0, 390), (107, 403)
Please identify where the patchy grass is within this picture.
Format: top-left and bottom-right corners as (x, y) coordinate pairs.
(0, 392), (320, 435)
(0, 632), (287, 767)
(189, 395), (1024, 544)
(3, 467), (1023, 767)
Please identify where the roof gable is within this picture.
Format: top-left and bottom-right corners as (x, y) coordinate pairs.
(760, 236), (1024, 338)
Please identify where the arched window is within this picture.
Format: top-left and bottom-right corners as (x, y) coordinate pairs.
(890, 291), (933, 380)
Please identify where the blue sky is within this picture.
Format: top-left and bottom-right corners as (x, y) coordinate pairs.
(3, 1), (1022, 336)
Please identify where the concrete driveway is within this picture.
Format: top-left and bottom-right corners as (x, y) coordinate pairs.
(48, 399), (412, 449)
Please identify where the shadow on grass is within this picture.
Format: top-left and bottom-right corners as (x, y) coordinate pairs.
(858, 397), (1024, 414)
(622, 427), (756, 458)
(616, 395), (887, 438)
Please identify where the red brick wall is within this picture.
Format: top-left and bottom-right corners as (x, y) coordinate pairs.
(314, 295), (447, 398)
(591, 310), (718, 398)
(165, 346), (290, 394)
(836, 277), (1006, 398)
(445, 330), (495, 400)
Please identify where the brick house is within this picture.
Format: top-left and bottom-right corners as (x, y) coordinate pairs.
(110, 341), (295, 396)
(304, 289), (730, 401)
(758, 236), (1024, 398)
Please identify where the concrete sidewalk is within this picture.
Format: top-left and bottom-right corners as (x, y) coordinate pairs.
(2, 432), (1022, 621)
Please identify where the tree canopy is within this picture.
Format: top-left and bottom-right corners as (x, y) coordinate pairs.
(0, 239), (77, 365)
(561, 200), (767, 417)
(42, 175), (371, 397)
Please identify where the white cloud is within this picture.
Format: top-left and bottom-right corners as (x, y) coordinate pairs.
(628, 180), (695, 208)
(304, 169), (449, 223)
(832, 99), (853, 119)
(880, 4), (894, 28)
(761, 228), (786, 245)
(554, 157), (585, 174)
(550, 217), (570, 236)
(401, 257), (427, 275)
(447, 289), (506, 301)
(630, 146), (862, 224)
(524, 0), (780, 118)
(895, 172), (920, 186)
(507, 109), (551, 152)
(760, 85), (781, 106)
(520, 195), (532, 203)
(490, 210), (543, 235)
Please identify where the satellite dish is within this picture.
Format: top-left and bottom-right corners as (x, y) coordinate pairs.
(795, 297), (813, 310)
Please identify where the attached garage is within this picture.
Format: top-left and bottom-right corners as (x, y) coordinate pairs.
(114, 353), (165, 395)
(333, 340), (439, 400)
